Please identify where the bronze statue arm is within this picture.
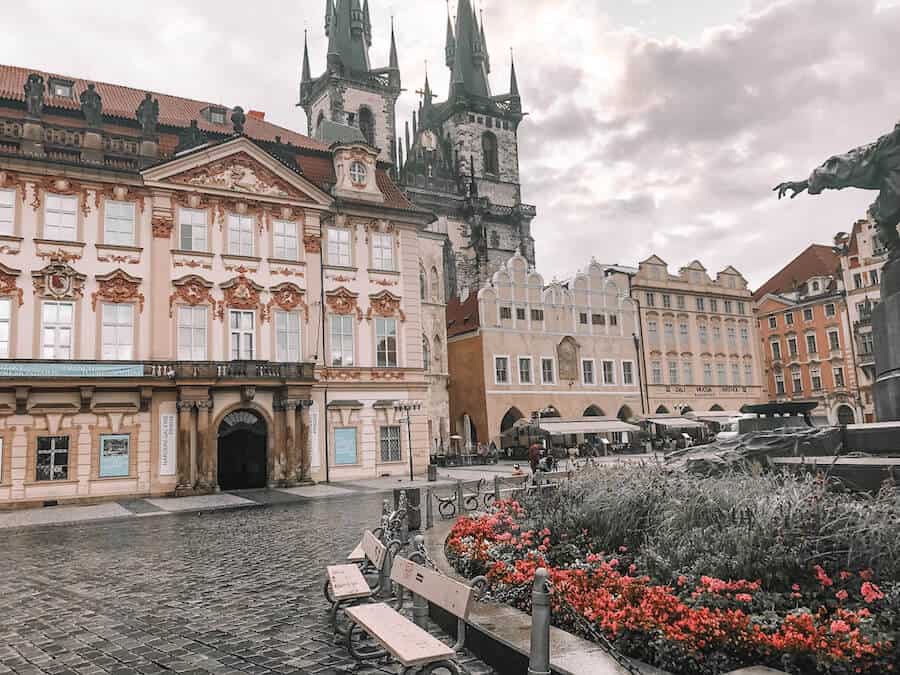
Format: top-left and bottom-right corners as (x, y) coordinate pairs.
(773, 180), (810, 200)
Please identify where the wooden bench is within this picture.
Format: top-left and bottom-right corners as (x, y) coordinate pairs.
(324, 530), (391, 634)
(346, 540), (365, 564)
(345, 556), (477, 674)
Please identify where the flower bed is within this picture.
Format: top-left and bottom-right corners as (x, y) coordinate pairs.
(446, 466), (900, 674)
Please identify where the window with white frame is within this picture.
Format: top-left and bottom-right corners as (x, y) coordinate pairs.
(648, 320), (658, 340)
(683, 361), (694, 385)
(177, 305), (207, 360)
(703, 363), (713, 385)
(710, 299), (719, 312)
(699, 324), (708, 343)
(622, 361), (634, 386)
(0, 188), (15, 234)
(272, 219), (299, 260)
(330, 315), (354, 366)
(179, 208), (207, 252)
(602, 360), (615, 385)
(645, 292), (655, 307)
(518, 357), (532, 384)
(731, 363), (740, 384)
(738, 302), (746, 315)
(806, 334), (818, 355)
(792, 368), (802, 393)
(768, 315), (777, 329)
(228, 214), (254, 257)
(744, 364), (753, 386)
(771, 341), (782, 360)
(36, 435), (69, 481)
(834, 366), (845, 388)
(662, 294), (672, 309)
(803, 307), (814, 322)
(788, 336), (799, 357)
(372, 232), (395, 271)
(713, 326), (721, 341)
(44, 194), (77, 241)
(828, 330), (840, 351)
(104, 201), (135, 246)
(541, 357), (555, 384)
(775, 373), (785, 395)
(696, 297), (706, 312)
(724, 300), (733, 314)
(668, 361), (678, 384)
(379, 425), (401, 463)
(679, 322), (689, 338)
(676, 295), (685, 309)
(651, 361), (662, 385)
(811, 368), (822, 391)
(327, 228), (352, 266)
(0, 298), (9, 357)
(41, 301), (73, 359)
(229, 310), (255, 360)
(716, 363), (727, 385)
(101, 303), (133, 360)
(275, 310), (301, 362)
(785, 312), (794, 326)
(824, 303), (836, 318)
(740, 327), (749, 344)
(728, 327), (737, 345)
(582, 359), (595, 385)
(375, 317), (398, 367)
(664, 321), (674, 338)
(494, 356), (509, 384)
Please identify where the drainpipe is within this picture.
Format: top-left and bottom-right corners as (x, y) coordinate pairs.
(319, 230), (331, 484)
(625, 272), (648, 415)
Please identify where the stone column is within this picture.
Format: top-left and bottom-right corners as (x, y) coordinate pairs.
(283, 400), (298, 484)
(196, 400), (214, 491)
(299, 401), (312, 483)
(176, 401), (194, 493)
(874, 259), (900, 421)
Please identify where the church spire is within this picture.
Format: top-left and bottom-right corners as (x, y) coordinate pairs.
(326, 0), (371, 76)
(324, 0), (333, 35)
(447, 0), (491, 99)
(389, 16), (399, 70)
(300, 29), (312, 101)
(480, 10), (490, 74)
(363, 0), (372, 47)
(445, 9), (455, 69)
(509, 49), (519, 98)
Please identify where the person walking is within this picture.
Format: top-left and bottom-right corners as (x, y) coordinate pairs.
(528, 443), (542, 474)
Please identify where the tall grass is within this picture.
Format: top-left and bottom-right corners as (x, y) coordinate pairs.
(519, 463), (900, 587)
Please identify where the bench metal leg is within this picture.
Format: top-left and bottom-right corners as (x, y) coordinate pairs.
(322, 578), (336, 604)
(346, 621), (388, 662)
(421, 661), (462, 674)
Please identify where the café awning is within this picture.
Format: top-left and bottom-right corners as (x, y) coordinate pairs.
(649, 417), (706, 429)
(538, 418), (640, 435)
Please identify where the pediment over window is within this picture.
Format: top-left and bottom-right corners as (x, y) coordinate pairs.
(32, 261), (86, 300)
(141, 137), (332, 206)
(367, 290), (405, 322)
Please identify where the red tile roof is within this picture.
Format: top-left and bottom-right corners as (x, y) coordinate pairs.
(0, 63), (328, 151)
(753, 244), (840, 301)
(446, 293), (480, 337)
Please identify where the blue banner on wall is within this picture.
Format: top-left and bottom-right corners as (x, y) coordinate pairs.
(0, 363), (144, 378)
(334, 428), (357, 466)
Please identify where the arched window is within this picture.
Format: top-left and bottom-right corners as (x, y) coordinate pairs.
(617, 405), (634, 422)
(583, 405), (605, 417)
(482, 131), (499, 175)
(419, 265), (428, 301)
(422, 336), (431, 372)
(430, 266), (441, 303)
(500, 407), (524, 432)
(655, 405), (670, 414)
(709, 404), (724, 412)
(358, 107), (375, 147)
(316, 111), (325, 135)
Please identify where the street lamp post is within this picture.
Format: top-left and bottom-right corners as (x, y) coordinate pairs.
(394, 400), (422, 481)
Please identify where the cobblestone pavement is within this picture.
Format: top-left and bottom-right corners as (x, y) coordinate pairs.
(0, 494), (495, 675)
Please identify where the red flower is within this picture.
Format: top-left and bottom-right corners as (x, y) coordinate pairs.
(861, 582), (884, 604)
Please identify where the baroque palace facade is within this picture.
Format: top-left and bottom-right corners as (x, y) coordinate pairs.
(0, 64), (438, 507)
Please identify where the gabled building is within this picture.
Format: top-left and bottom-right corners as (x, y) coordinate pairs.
(753, 245), (861, 425)
(835, 218), (888, 422)
(397, 0), (537, 300)
(0, 63), (439, 508)
(632, 256), (764, 416)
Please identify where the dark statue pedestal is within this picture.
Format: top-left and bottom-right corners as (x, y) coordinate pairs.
(873, 257), (900, 422)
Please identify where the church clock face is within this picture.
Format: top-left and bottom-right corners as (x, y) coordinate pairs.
(349, 161), (367, 186)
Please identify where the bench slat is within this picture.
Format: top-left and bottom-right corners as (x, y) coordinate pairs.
(362, 530), (386, 569)
(327, 564), (372, 601)
(347, 542), (365, 563)
(390, 557), (474, 620)
(345, 602), (455, 667)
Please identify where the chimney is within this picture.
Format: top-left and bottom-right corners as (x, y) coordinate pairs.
(247, 110), (266, 121)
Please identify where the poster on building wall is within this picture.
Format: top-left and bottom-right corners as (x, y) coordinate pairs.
(334, 427), (357, 466)
(159, 413), (176, 476)
(99, 434), (130, 478)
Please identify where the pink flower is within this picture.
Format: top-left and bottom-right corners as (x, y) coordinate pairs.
(735, 593), (753, 603)
(830, 620), (851, 634)
(861, 581), (884, 603)
(835, 589), (849, 602)
(791, 583), (801, 592)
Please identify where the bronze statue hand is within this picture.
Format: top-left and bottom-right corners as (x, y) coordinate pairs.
(773, 180), (810, 199)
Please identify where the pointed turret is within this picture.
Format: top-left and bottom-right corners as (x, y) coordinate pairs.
(445, 13), (455, 69)
(363, 0), (372, 47)
(446, 0), (491, 99)
(509, 51), (519, 98)
(326, 0), (371, 75)
(325, 0), (333, 35)
(480, 11), (490, 73)
(388, 18), (399, 70)
(300, 29), (312, 101)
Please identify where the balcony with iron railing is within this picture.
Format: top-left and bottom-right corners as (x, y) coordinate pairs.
(0, 360), (315, 382)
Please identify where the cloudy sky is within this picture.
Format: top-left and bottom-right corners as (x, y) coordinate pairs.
(3, 0), (899, 288)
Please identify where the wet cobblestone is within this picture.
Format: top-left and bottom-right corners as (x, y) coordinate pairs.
(0, 494), (494, 675)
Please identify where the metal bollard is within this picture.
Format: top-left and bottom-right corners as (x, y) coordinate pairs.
(412, 535), (429, 629)
(493, 475), (501, 504)
(456, 479), (464, 515)
(425, 488), (434, 530)
(528, 568), (551, 675)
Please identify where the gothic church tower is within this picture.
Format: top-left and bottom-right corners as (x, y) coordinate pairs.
(299, 0), (401, 164)
(398, 0), (536, 299)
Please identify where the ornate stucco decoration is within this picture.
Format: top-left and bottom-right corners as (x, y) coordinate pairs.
(36, 247), (81, 263)
(214, 199), (262, 232)
(328, 274), (354, 283)
(321, 368), (362, 382)
(94, 184), (147, 213)
(556, 336), (580, 382)
(0, 262), (24, 306)
(366, 290), (405, 322)
(32, 261), (86, 299)
(362, 219), (395, 244)
(171, 190), (206, 210)
(303, 233), (321, 253)
(264, 283), (308, 323)
(371, 371), (405, 381)
(373, 278), (398, 287)
(326, 286), (362, 320)
(168, 275), (215, 317)
(152, 214), (174, 238)
(32, 177), (91, 217)
(0, 170), (28, 205)
(92, 269), (144, 312)
(169, 152), (308, 201)
(220, 275), (264, 317)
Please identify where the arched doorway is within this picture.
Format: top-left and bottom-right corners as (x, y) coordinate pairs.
(617, 405), (634, 422)
(542, 406), (561, 418)
(836, 405), (856, 426)
(680, 406), (694, 414)
(218, 409), (268, 490)
(655, 405), (670, 414)
(710, 404), (724, 411)
(500, 407), (524, 432)
(583, 405), (605, 417)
